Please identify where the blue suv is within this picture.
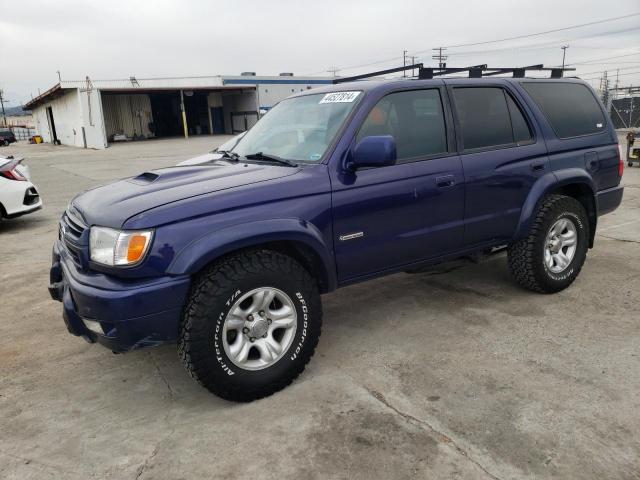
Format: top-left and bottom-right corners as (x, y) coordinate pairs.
(49, 77), (624, 401)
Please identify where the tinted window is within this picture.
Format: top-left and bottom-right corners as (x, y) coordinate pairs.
(522, 82), (605, 138)
(453, 87), (513, 150)
(505, 94), (533, 144)
(357, 89), (447, 160)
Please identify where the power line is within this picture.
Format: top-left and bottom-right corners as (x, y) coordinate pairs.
(412, 12), (640, 53)
(578, 65), (640, 76)
(582, 70), (640, 81)
(304, 13), (640, 77)
(569, 51), (640, 66)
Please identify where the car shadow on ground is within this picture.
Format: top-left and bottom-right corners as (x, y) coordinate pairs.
(0, 214), (49, 234)
(96, 256), (525, 408)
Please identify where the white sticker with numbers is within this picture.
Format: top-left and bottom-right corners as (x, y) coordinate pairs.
(319, 91), (361, 104)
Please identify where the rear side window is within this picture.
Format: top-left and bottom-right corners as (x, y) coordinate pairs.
(452, 87), (514, 150)
(357, 89), (447, 160)
(506, 94), (532, 144)
(522, 82), (605, 138)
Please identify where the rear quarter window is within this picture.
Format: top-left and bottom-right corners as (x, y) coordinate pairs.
(522, 82), (606, 138)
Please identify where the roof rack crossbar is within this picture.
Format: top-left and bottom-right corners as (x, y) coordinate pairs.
(333, 64), (423, 84)
(332, 64), (577, 84)
(483, 65), (544, 77)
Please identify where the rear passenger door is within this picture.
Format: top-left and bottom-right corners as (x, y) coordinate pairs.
(449, 84), (548, 247)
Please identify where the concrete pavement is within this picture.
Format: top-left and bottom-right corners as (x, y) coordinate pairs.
(1, 136), (639, 479)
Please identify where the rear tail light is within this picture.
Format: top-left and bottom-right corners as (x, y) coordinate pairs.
(618, 144), (624, 177)
(0, 168), (27, 181)
(0, 158), (27, 181)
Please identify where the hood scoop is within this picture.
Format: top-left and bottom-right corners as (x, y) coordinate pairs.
(130, 172), (160, 184)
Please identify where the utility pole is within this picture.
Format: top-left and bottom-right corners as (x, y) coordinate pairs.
(561, 45), (569, 70)
(0, 90), (7, 127)
(403, 50), (408, 77)
(410, 55), (417, 77)
(432, 47), (448, 69)
(327, 67), (340, 77)
(56, 70), (62, 82)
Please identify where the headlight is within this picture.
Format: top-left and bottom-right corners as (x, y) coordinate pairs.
(89, 226), (153, 267)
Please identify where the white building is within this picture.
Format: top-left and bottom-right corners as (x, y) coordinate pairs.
(24, 73), (334, 149)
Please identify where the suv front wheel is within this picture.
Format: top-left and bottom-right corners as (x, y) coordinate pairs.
(178, 249), (322, 402)
(508, 194), (589, 293)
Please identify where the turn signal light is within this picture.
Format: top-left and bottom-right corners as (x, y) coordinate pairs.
(127, 234), (149, 262)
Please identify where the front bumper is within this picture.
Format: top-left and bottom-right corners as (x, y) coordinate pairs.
(49, 240), (191, 352)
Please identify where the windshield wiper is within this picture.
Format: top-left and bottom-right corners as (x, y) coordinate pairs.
(244, 152), (298, 167)
(218, 150), (240, 161)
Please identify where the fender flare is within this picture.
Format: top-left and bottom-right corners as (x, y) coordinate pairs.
(514, 169), (597, 242)
(166, 218), (337, 292)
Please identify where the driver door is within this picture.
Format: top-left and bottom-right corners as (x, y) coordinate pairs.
(330, 88), (465, 282)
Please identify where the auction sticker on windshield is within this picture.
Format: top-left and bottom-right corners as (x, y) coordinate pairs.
(319, 91), (361, 104)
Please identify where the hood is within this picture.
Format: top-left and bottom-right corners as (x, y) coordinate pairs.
(72, 161), (300, 228)
(176, 151), (223, 166)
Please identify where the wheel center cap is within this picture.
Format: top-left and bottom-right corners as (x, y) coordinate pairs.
(248, 318), (269, 338)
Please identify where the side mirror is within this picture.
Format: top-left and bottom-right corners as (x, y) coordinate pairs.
(348, 135), (397, 170)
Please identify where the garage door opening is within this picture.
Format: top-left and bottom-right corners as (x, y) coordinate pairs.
(183, 91), (211, 135)
(149, 93), (182, 138)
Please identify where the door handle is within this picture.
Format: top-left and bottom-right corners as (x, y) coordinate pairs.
(436, 175), (455, 188)
(531, 162), (545, 172)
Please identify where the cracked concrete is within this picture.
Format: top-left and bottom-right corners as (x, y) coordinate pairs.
(1, 135), (639, 479)
(365, 388), (502, 480)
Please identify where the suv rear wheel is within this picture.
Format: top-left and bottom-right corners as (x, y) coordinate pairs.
(178, 250), (322, 401)
(508, 194), (588, 293)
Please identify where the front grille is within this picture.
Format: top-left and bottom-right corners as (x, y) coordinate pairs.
(63, 209), (86, 239)
(64, 241), (82, 267)
(60, 207), (88, 269)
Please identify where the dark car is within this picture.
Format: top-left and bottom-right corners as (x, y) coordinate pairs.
(49, 76), (624, 401)
(0, 128), (17, 146)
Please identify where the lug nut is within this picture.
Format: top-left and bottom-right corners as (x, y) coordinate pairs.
(247, 314), (254, 321)
(262, 333), (267, 338)
(259, 310), (265, 317)
(242, 327), (250, 334)
(267, 319), (272, 325)
(249, 337), (255, 342)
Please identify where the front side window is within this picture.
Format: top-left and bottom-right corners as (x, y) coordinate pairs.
(357, 89), (447, 160)
(232, 92), (361, 162)
(453, 87), (514, 150)
(522, 82), (606, 138)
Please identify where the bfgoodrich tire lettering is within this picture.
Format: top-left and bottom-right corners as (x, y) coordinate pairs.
(178, 249), (322, 402)
(508, 194), (589, 293)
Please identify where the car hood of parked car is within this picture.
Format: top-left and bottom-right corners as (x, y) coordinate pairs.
(71, 161), (301, 229)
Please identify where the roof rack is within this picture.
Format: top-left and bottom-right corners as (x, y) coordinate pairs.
(333, 64), (576, 84)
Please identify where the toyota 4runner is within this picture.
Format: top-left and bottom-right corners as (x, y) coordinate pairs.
(49, 76), (624, 401)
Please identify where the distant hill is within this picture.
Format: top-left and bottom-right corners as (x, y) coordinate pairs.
(2, 105), (31, 116)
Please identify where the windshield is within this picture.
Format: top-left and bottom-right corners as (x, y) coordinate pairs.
(232, 91), (362, 162)
(212, 132), (245, 153)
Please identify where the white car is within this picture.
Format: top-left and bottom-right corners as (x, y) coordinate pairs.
(177, 133), (245, 166)
(0, 155), (42, 222)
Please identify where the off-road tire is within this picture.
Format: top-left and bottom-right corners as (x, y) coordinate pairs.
(178, 249), (322, 402)
(508, 194), (589, 293)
